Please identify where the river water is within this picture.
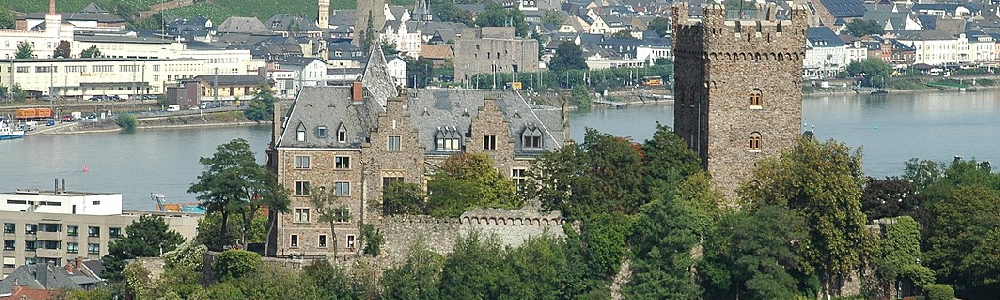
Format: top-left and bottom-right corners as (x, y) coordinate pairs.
(2, 89), (998, 209)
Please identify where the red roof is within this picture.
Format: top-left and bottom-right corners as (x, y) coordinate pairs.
(0, 286), (55, 300)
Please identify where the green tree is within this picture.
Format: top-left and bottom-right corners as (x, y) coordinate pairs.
(640, 123), (704, 196)
(212, 250), (261, 281)
(902, 158), (945, 192)
(543, 10), (563, 26)
(925, 183), (1000, 296)
(406, 57), (435, 88)
(359, 223), (384, 256)
(236, 169), (288, 250)
(361, 11), (377, 55)
(302, 260), (358, 300)
(310, 186), (352, 257)
(845, 19), (884, 37)
(873, 216), (935, 298)
(647, 17), (670, 37)
(548, 42), (588, 74)
(570, 85), (593, 109)
(862, 177), (927, 222)
(475, 2), (528, 37)
(426, 152), (520, 217)
(625, 194), (703, 299)
(0, 11), (14, 29)
(846, 58), (892, 87)
(53, 41), (71, 58)
(438, 232), (507, 299)
(115, 114), (137, 133)
(381, 241), (444, 300)
(80, 45), (103, 58)
(739, 137), (870, 296)
(101, 215), (185, 281)
(16, 41), (33, 59)
(188, 138), (270, 250)
(381, 181), (425, 215)
(611, 30), (637, 40)
(505, 236), (569, 299)
(700, 205), (814, 300)
(243, 84), (277, 123)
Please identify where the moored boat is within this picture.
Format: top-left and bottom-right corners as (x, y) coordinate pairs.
(0, 121), (25, 140)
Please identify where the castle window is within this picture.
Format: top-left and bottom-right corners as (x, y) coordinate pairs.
(749, 132), (762, 152)
(290, 234), (298, 247)
(294, 156), (311, 169)
(335, 181), (350, 196)
(294, 208), (311, 223)
(295, 181), (311, 196)
(337, 124), (347, 143)
(388, 135), (401, 151)
(435, 127), (462, 151)
(317, 126), (328, 138)
(383, 176), (404, 191)
(749, 89), (763, 108)
(296, 123), (306, 142)
(483, 135), (497, 150)
(346, 234), (356, 249)
(318, 235), (328, 248)
(335, 156), (351, 169)
(521, 125), (543, 149)
(512, 168), (527, 191)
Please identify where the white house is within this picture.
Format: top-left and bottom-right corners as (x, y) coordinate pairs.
(894, 30), (961, 65)
(387, 57), (407, 87)
(382, 20), (422, 59)
(275, 57), (329, 93)
(0, 2), (73, 59)
(804, 27), (847, 78)
(967, 32), (995, 62)
(0, 189), (123, 216)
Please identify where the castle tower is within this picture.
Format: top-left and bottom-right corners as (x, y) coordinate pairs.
(354, 0), (387, 45)
(671, 2), (807, 198)
(318, 0), (329, 29)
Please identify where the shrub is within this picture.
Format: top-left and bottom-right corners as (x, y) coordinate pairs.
(212, 250), (261, 281)
(115, 114), (137, 133)
(924, 284), (954, 300)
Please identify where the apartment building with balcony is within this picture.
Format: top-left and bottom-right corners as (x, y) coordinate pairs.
(0, 188), (200, 278)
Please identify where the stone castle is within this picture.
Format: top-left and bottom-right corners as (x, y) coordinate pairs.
(671, 2), (808, 197)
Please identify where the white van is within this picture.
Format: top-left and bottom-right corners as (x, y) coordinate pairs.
(167, 105), (181, 112)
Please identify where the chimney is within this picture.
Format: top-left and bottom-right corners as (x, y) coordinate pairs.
(36, 261), (51, 288)
(75, 257), (83, 269)
(352, 81), (363, 104)
(65, 262), (75, 274)
(48, 0), (56, 15)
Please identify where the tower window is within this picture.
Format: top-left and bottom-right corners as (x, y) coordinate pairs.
(749, 89), (762, 108)
(749, 132), (762, 152)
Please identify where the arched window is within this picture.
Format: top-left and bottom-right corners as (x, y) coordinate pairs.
(749, 132), (762, 151)
(749, 89), (762, 108)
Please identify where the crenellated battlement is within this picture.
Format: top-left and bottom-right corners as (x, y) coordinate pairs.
(673, 2), (808, 55)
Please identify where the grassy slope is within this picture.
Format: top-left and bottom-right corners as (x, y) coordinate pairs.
(2, 0), (161, 14)
(162, 0), (356, 25)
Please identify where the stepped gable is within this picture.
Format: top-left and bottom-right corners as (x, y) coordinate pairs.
(408, 90), (565, 155)
(360, 48), (398, 107)
(276, 87), (367, 149)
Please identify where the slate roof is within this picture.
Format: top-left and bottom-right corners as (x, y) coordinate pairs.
(265, 14), (322, 32)
(278, 87), (371, 149)
(935, 18), (966, 35)
(893, 30), (958, 41)
(409, 90), (565, 155)
(328, 10), (356, 27)
(0, 263), (98, 294)
(911, 3), (979, 14)
(80, 3), (108, 14)
(217, 17), (271, 34)
(389, 6), (409, 20)
(807, 27), (846, 47)
(819, 0), (867, 18)
(362, 49), (398, 108)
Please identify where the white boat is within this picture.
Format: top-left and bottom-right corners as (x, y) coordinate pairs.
(0, 121), (25, 140)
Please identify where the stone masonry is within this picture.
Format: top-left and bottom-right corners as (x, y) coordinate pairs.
(453, 27), (540, 84)
(672, 2), (807, 198)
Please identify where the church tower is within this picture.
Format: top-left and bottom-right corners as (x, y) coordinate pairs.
(318, 0), (329, 29)
(671, 2), (807, 198)
(354, 0), (387, 45)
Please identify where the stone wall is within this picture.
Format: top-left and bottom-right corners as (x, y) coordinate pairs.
(377, 209), (565, 263)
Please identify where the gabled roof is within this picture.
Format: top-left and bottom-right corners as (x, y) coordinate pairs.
(361, 49), (399, 108)
(893, 30), (958, 41)
(217, 17), (270, 34)
(277, 87), (371, 149)
(328, 10), (356, 27)
(420, 44), (454, 60)
(0, 263), (98, 294)
(265, 14), (322, 32)
(807, 27), (846, 47)
(80, 3), (108, 14)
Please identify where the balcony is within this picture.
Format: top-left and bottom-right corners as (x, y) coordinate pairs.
(35, 248), (63, 258)
(36, 231), (62, 241)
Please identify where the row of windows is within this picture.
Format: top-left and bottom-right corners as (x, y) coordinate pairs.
(296, 124), (348, 143)
(288, 233), (355, 249)
(293, 181), (351, 197)
(292, 207), (350, 223)
(4, 223), (119, 237)
(3, 241), (100, 254)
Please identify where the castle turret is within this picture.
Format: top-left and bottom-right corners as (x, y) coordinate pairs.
(318, 0), (329, 29)
(672, 2), (807, 199)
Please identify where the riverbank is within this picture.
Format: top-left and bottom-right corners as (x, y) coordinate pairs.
(29, 111), (264, 135)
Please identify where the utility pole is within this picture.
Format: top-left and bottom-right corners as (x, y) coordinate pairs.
(213, 67), (219, 104)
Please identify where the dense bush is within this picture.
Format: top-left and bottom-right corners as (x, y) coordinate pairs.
(212, 250), (261, 281)
(114, 114), (137, 133)
(925, 284), (954, 300)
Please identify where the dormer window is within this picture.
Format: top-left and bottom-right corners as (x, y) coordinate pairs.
(435, 126), (462, 151)
(521, 124), (543, 149)
(296, 123), (306, 142)
(317, 126), (328, 138)
(337, 124), (347, 143)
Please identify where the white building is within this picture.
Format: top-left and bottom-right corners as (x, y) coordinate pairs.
(895, 30), (961, 65)
(0, 0), (73, 60)
(382, 20), (422, 59)
(72, 35), (262, 75)
(387, 57), (407, 87)
(967, 32), (995, 63)
(0, 189), (121, 216)
(804, 27), (847, 78)
(275, 57), (330, 93)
